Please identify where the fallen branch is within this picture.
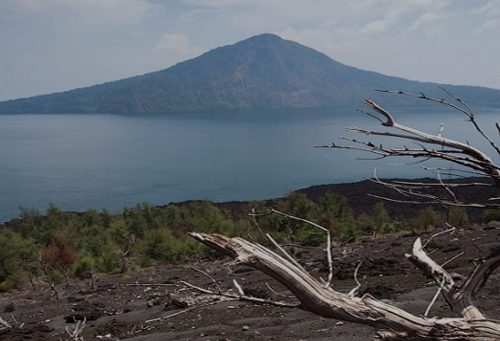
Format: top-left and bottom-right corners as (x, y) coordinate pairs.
(125, 283), (175, 287)
(184, 93), (500, 340)
(180, 280), (299, 308)
(190, 232), (500, 340)
(66, 317), (86, 341)
(250, 208), (334, 287)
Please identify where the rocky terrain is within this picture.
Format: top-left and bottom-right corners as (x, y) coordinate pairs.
(1, 222), (499, 340)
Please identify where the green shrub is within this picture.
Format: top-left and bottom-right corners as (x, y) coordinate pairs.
(447, 206), (469, 227)
(411, 207), (443, 231)
(295, 225), (324, 246)
(73, 256), (94, 280)
(484, 208), (500, 222)
(137, 228), (177, 262)
(95, 249), (120, 273)
(0, 231), (38, 290)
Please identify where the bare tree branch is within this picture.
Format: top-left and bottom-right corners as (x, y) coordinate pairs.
(375, 89), (500, 156)
(347, 260), (364, 298)
(250, 208), (335, 288)
(320, 96), (500, 208)
(186, 94), (500, 340)
(180, 279), (300, 308)
(190, 232), (500, 340)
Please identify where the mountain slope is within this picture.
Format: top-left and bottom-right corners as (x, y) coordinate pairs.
(1, 33), (500, 114)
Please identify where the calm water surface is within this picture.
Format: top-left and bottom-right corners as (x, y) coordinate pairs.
(0, 107), (498, 222)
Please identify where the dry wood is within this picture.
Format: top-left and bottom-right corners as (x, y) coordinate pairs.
(65, 317), (86, 341)
(250, 208), (334, 287)
(179, 279), (300, 308)
(190, 232), (500, 340)
(316, 94), (500, 207)
(186, 94), (500, 340)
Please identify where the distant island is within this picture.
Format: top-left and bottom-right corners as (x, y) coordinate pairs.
(1, 33), (500, 114)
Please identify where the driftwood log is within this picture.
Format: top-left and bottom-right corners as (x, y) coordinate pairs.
(190, 232), (500, 340)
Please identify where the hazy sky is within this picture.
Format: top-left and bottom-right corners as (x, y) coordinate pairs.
(1, 0), (499, 101)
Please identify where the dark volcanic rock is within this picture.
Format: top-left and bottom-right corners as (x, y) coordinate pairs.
(362, 285), (400, 300)
(64, 301), (105, 322)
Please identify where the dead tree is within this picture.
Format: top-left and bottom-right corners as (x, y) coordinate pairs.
(316, 89), (500, 208)
(189, 91), (500, 340)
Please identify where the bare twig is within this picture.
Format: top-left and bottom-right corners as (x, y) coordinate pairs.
(319, 95), (500, 208)
(347, 260), (364, 298)
(265, 282), (295, 299)
(250, 208), (267, 239)
(233, 279), (245, 295)
(407, 237), (486, 320)
(65, 317), (86, 341)
(251, 209), (334, 288)
(441, 251), (465, 267)
(375, 89), (500, 156)
(180, 279), (299, 308)
(423, 225), (456, 249)
(125, 283), (175, 287)
(265, 232), (306, 272)
(386, 180), (491, 188)
(50, 283), (60, 301)
(438, 172), (458, 203)
(424, 277), (446, 317)
(163, 302), (220, 319)
(0, 316), (12, 330)
(190, 267), (222, 294)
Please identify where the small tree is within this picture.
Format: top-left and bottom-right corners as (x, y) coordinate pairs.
(372, 202), (391, 237)
(0, 231), (38, 290)
(41, 234), (77, 284)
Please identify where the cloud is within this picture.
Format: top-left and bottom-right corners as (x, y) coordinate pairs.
(154, 32), (202, 59)
(3, 0), (158, 24)
(360, 18), (395, 34)
(473, 0), (500, 33)
(273, 0), (500, 89)
(182, 0), (260, 7)
(409, 12), (441, 31)
(1, 0), (500, 100)
(477, 0), (500, 15)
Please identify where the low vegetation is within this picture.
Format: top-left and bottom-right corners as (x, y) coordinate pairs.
(0, 190), (474, 291)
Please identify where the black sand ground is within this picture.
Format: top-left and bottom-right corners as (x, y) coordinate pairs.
(1, 222), (499, 340)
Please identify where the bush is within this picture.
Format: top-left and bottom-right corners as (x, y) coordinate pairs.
(447, 207), (469, 227)
(411, 207), (443, 231)
(41, 234), (78, 283)
(73, 256), (94, 280)
(295, 225), (325, 246)
(0, 231), (38, 290)
(484, 208), (500, 222)
(137, 228), (177, 262)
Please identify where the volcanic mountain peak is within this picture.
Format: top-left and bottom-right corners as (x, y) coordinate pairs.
(1, 33), (499, 114)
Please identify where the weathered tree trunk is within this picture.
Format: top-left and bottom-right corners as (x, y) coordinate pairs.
(190, 232), (500, 340)
(187, 96), (500, 340)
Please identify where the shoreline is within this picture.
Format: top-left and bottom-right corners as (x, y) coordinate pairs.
(184, 176), (494, 222)
(2, 176), (493, 227)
